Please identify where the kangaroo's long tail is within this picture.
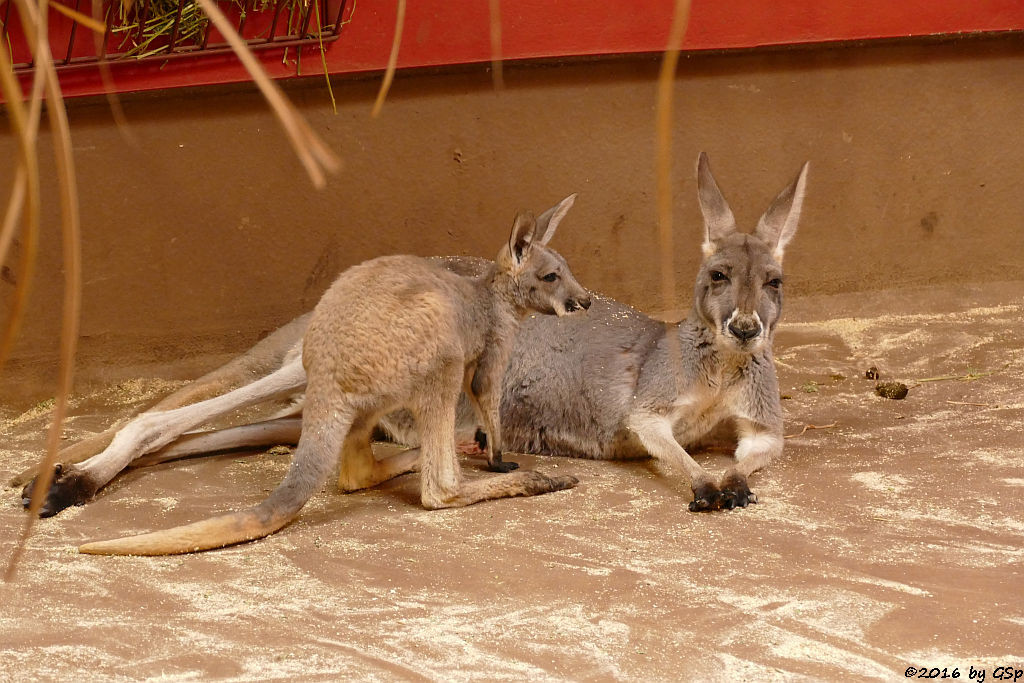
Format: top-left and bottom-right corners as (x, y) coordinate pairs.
(79, 391), (348, 556)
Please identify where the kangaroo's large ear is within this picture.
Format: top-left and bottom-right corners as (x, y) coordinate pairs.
(696, 152), (737, 257)
(508, 210), (538, 267)
(755, 161), (809, 264)
(534, 193), (576, 246)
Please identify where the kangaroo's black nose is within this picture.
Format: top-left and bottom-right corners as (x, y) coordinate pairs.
(728, 321), (761, 341)
(565, 297), (590, 313)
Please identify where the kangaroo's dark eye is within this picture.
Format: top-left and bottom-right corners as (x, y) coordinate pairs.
(710, 270), (728, 283)
(540, 272), (559, 282)
(766, 278), (783, 289)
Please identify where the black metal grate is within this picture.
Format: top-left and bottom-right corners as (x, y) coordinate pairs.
(2, 0), (348, 73)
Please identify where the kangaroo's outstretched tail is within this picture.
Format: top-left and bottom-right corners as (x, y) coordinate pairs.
(79, 394), (349, 556)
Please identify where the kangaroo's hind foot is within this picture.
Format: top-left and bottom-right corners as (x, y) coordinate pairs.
(424, 469), (578, 510)
(21, 464), (99, 517)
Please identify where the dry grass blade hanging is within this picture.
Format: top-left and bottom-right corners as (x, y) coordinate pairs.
(47, 0), (106, 32)
(654, 0), (692, 390)
(5, 0), (82, 583)
(487, 0), (503, 90)
(92, 0), (135, 140)
(371, 0), (405, 117)
(311, 0), (337, 114)
(193, 0), (340, 187)
(0, 0), (45, 375)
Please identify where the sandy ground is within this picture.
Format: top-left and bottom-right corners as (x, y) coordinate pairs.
(1, 282), (1022, 681)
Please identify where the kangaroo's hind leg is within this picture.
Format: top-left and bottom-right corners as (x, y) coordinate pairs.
(10, 314), (309, 488)
(414, 381), (577, 510)
(23, 358), (307, 517)
(337, 412), (420, 492)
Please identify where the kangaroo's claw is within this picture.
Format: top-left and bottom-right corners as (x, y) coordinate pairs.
(688, 482), (725, 512)
(21, 464), (96, 517)
(487, 455), (520, 473)
(718, 473), (756, 510)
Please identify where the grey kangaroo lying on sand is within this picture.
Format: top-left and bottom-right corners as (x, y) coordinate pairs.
(18, 152), (806, 528)
(74, 195), (590, 554)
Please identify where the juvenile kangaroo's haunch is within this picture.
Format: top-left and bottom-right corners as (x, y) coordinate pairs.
(20, 153), (806, 520)
(77, 196), (589, 555)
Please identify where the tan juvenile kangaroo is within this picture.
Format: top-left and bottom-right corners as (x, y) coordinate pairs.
(75, 196), (590, 555)
(19, 153), (804, 518)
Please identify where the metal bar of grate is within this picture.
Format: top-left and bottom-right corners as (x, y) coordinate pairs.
(64, 0), (83, 63)
(7, 0), (348, 74)
(332, 0), (347, 36)
(266, 0), (284, 42)
(166, 0), (187, 52)
(135, 0), (151, 45)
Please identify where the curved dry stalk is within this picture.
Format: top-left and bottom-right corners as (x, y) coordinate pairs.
(487, 0), (503, 91)
(92, 0), (135, 142)
(371, 0), (405, 118)
(312, 0), (337, 114)
(194, 0), (340, 188)
(784, 422), (838, 439)
(0, 19), (42, 375)
(47, 0), (105, 32)
(0, 167), (27, 266)
(654, 0), (692, 389)
(5, 0), (82, 582)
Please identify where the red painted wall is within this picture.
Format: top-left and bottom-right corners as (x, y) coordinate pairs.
(15, 0), (1024, 99)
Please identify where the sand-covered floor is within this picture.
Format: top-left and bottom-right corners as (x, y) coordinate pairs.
(2, 283), (1022, 681)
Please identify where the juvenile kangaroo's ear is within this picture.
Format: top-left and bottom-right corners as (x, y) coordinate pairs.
(696, 152), (737, 257)
(508, 210), (538, 266)
(534, 193), (577, 246)
(755, 161), (809, 264)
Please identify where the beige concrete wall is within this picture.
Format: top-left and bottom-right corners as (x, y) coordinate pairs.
(2, 35), (1023, 398)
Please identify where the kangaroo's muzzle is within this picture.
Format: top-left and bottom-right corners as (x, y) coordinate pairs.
(726, 312), (762, 343)
(564, 295), (592, 313)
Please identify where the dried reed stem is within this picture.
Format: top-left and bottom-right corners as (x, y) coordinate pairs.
(194, 0), (340, 187)
(0, 0), (43, 374)
(655, 0), (692, 315)
(312, 0), (336, 114)
(48, 0), (106, 32)
(5, 0), (82, 582)
(654, 0), (691, 387)
(487, 0), (503, 90)
(784, 422), (838, 439)
(92, 0), (134, 140)
(371, 0), (405, 117)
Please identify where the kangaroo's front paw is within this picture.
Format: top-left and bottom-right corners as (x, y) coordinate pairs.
(21, 464), (97, 517)
(718, 473), (756, 509)
(480, 433), (519, 472)
(688, 481), (724, 512)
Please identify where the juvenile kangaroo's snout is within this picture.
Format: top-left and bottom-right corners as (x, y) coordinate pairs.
(564, 294), (592, 313)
